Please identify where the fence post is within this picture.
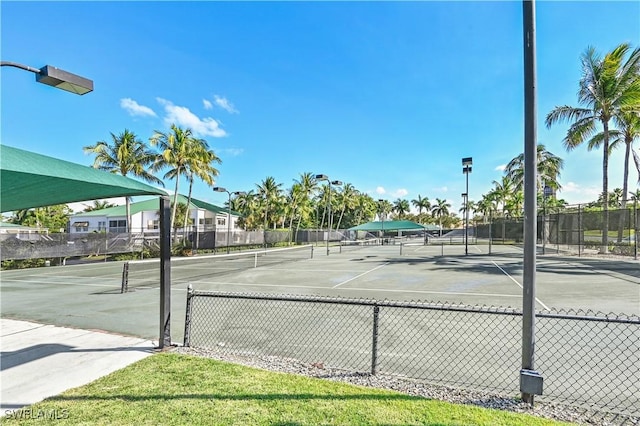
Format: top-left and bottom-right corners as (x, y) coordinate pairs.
(371, 304), (380, 375)
(121, 262), (129, 294)
(183, 284), (194, 347)
(400, 242), (403, 256)
(629, 196), (638, 260)
(578, 204), (582, 257)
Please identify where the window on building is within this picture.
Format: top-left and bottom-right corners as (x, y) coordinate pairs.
(97, 221), (106, 231)
(147, 219), (159, 230)
(73, 221), (89, 232)
(109, 220), (127, 233)
(217, 217), (226, 226)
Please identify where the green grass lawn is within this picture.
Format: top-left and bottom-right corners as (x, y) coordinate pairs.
(2, 353), (573, 426)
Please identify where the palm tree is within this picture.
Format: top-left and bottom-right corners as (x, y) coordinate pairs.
(180, 140), (221, 238)
(545, 43), (640, 253)
(84, 129), (163, 233)
(256, 176), (282, 230)
(82, 200), (116, 212)
(411, 195), (431, 223)
(505, 144), (564, 194)
(393, 198), (410, 220)
(491, 176), (516, 217)
(335, 183), (358, 230)
(610, 111), (640, 199)
(150, 125), (200, 231)
(431, 198), (451, 237)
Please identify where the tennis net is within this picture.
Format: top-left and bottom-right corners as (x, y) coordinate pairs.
(121, 245), (314, 292)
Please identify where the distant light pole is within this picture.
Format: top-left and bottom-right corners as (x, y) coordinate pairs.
(378, 199), (385, 245)
(462, 157), (473, 255)
(542, 185), (553, 255)
(315, 174), (342, 255)
(1, 61), (93, 95)
(213, 187), (246, 254)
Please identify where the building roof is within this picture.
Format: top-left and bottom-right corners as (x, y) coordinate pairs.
(0, 145), (166, 212)
(348, 220), (430, 231)
(72, 194), (239, 217)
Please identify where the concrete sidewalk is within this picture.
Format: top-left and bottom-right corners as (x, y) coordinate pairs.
(0, 318), (155, 417)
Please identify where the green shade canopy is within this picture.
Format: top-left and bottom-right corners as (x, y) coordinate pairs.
(1, 145), (167, 212)
(348, 220), (429, 232)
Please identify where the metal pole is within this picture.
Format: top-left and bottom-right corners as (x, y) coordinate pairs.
(465, 182), (469, 255)
(522, 0), (538, 405)
(371, 305), (380, 375)
(159, 196), (172, 349)
(226, 192), (231, 254)
(183, 284), (193, 347)
(327, 182), (331, 256)
(489, 211), (493, 255)
(634, 197), (638, 260)
(542, 203), (546, 255)
(578, 204), (582, 257)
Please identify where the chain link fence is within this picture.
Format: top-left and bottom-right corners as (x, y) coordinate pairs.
(184, 291), (639, 419)
(474, 205), (639, 259)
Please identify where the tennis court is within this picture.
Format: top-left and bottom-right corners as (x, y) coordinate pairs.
(1, 242), (638, 343)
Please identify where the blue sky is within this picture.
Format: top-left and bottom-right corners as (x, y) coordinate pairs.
(2, 1), (639, 214)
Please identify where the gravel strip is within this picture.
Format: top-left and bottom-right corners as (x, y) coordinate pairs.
(172, 346), (638, 426)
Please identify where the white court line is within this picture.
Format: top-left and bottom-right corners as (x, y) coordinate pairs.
(332, 262), (390, 288)
(491, 261), (550, 310)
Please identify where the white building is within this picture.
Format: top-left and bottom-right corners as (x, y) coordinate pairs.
(68, 195), (241, 234)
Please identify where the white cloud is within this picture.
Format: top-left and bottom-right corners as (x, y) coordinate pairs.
(376, 186), (386, 195)
(221, 148), (244, 157)
(393, 188), (408, 197)
(203, 99), (213, 110)
(433, 186), (448, 193)
(562, 182), (580, 193)
(156, 98), (227, 138)
(495, 164), (506, 172)
(120, 98), (157, 117)
(214, 95), (239, 114)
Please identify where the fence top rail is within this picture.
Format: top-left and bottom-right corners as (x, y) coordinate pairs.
(189, 290), (523, 316)
(188, 290), (640, 323)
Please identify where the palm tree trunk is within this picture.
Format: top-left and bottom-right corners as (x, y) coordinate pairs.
(183, 177), (194, 243)
(601, 122), (610, 254)
(171, 169), (181, 238)
(617, 140), (631, 243)
(336, 208), (346, 231)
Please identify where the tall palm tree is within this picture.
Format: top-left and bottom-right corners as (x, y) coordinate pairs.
(256, 176), (282, 230)
(393, 198), (410, 220)
(150, 125), (200, 231)
(545, 43), (640, 253)
(491, 176), (516, 217)
(84, 129), (163, 233)
(335, 183), (358, 230)
(610, 111), (640, 198)
(431, 198), (451, 237)
(505, 144), (564, 193)
(180, 140), (221, 237)
(411, 195), (431, 223)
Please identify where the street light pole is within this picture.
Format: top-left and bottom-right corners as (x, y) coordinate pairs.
(213, 187), (245, 254)
(378, 199), (385, 245)
(1, 61), (93, 95)
(462, 157), (473, 256)
(315, 174), (342, 255)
